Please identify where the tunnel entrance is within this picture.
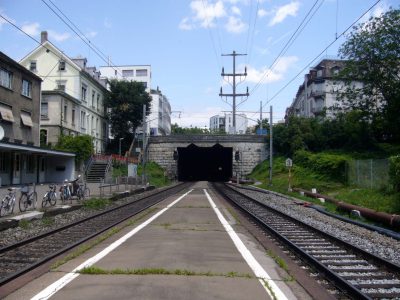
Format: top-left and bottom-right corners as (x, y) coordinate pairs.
(177, 143), (232, 181)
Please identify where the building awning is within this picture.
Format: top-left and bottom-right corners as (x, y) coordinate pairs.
(0, 142), (75, 157)
(0, 105), (14, 123)
(20, 112), (33, 127)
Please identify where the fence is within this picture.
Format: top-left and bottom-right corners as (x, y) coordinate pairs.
(346, 159), (389, 189)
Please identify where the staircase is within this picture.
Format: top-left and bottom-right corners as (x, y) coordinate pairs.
(85, 155), (112, 183)
(86, 162), (108, 183)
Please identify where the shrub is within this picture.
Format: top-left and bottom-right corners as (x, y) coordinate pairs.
(389, 155), (400, 192)
(294, 150), (348, 182)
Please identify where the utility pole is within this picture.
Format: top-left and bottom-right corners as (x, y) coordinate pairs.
(269, 105), (273, 185)
(142, 104), (146, 185)
(219, 51), (249, 134)
(260, 101), (263, 132)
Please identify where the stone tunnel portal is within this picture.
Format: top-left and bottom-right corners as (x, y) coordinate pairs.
(177, 143), (232, 181)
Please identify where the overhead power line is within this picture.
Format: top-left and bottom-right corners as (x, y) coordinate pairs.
(40, 0), (123, 77)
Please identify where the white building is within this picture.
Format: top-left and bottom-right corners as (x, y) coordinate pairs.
(286, 58), (363, 119)
(99, 65), (151, 92)
(149, 88), (171, 136)
(99, 65), (171, 136)
(210, 113), (248, 134)
(20, 31), (108, 154)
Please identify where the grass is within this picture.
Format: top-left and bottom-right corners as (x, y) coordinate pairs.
(83, 198), (111, 210)
(42, 217), (55, 226)
(266, 250), (293, 281)
(112, 161), (171, 188)
(250, 156), (400, 215)
(18, 219), (30, 229)
(78, 266), (253, 278)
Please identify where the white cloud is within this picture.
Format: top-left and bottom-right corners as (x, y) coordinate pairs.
(257, 8), (268, 18)
(231, 6), (241, 15)
(191, 0), (226, 28)
(179, 17), (193, 30)
(269, 1), (300, 26)
(86, 31), (98, 38)
(21, 22), (40, 36)
(48, 29), (71, 42)
(104, 18), (112, 29)
(245, 56), (298, 84)
(225, 16), (247, 33)
(0, 10), (16, 30)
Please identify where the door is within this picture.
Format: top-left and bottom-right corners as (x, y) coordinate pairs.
(12, 153), (21, 185)
(39, 157), (46, 183)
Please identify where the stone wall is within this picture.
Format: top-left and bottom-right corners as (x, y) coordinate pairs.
(147, 135), (268, 178)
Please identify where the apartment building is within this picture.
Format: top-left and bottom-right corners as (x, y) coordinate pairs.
(286, 58), (363, 119)
(0, 51), (75, 185)
(20, 31), (108, 153)
(210, 113), (248, 134)
(149, 88), (171, 136)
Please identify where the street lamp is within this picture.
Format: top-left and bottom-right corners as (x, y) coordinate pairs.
(119, 137), (124, 156)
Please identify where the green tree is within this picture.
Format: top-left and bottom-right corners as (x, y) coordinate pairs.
(338, 8), (400, 142)
(171, 123), (209, 134)
(55, 135), (94, 165)
(104, 80), (152, 152)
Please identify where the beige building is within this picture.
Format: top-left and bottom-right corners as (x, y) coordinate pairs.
(20, 31), (108, 153)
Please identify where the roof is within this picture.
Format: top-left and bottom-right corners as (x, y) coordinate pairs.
(0, 141), (75, 157)
(0, 51), (42, 82)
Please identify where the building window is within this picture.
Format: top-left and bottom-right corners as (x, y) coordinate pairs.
(22, 79), (32, 97)
(56, 80), (66, 92)
(30, 61), (37, 72)
(317, 70), (323, 77)
(40, 129), (47, 146)
(92, 91), (95, 107)
(136, 69), (148, 77)
(0, 152), (9, 172)
(41, 102), (48, 119)
(122, 69), (134, 77)
(63, 105), (67, 122)
(40, 157), (45, 172)
(27, 155), (35, 174)
(0, 68), (12, 89)
(96, 94), (100, 110)
(141, 82), (147, 88)
(0, 103), (14, 122)
(20, 111), (33, 127)
(81, 111), (86, 129)
(81, 85), (87, 102)
(72, 108), (75, 125)
(59, 60), (66, 71)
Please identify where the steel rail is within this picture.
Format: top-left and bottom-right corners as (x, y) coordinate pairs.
(0, 182), (192, 286)
(212, 182), (400, 300)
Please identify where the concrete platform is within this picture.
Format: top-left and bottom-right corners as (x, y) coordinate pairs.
(8, 211), (44, 221)
(4, 182), (311, 300)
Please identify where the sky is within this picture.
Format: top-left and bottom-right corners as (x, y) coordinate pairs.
(0, 0), (397, 129)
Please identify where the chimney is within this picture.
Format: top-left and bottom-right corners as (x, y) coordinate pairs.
(41, 31), (48, 43)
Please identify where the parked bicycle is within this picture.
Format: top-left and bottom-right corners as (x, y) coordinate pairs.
(19, 184), (37, 212)
(60, 179), (72, 204)
(42, 184), (57, 207)
(0, 188), (17, 217)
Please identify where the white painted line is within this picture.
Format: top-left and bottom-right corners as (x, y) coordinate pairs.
(31, 189), (193, 300)
(203, 189), (288, 300)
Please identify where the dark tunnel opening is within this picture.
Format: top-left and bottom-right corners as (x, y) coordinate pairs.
(177, 144), (232, 182)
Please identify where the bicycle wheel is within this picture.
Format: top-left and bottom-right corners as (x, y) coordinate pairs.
(0, 198), (8, 217)
(77, 189), (84, 202)
(19, 193), (28, 212)
(32, 192), (37, 209)
(42, 193), (49, 208)
(50, 191), (57, 206)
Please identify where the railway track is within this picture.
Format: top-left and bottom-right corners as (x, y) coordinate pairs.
(213, 182), (400, 300)
(0, 182), (192, 287)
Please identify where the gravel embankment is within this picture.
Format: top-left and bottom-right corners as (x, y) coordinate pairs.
(230, 185), (400, 265)
(0, 187), (168, 248)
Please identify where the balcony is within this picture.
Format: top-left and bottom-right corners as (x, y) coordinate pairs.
(311, 90), (324, 98)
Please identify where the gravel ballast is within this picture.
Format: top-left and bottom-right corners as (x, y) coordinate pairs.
(230, 185), (400, 265)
